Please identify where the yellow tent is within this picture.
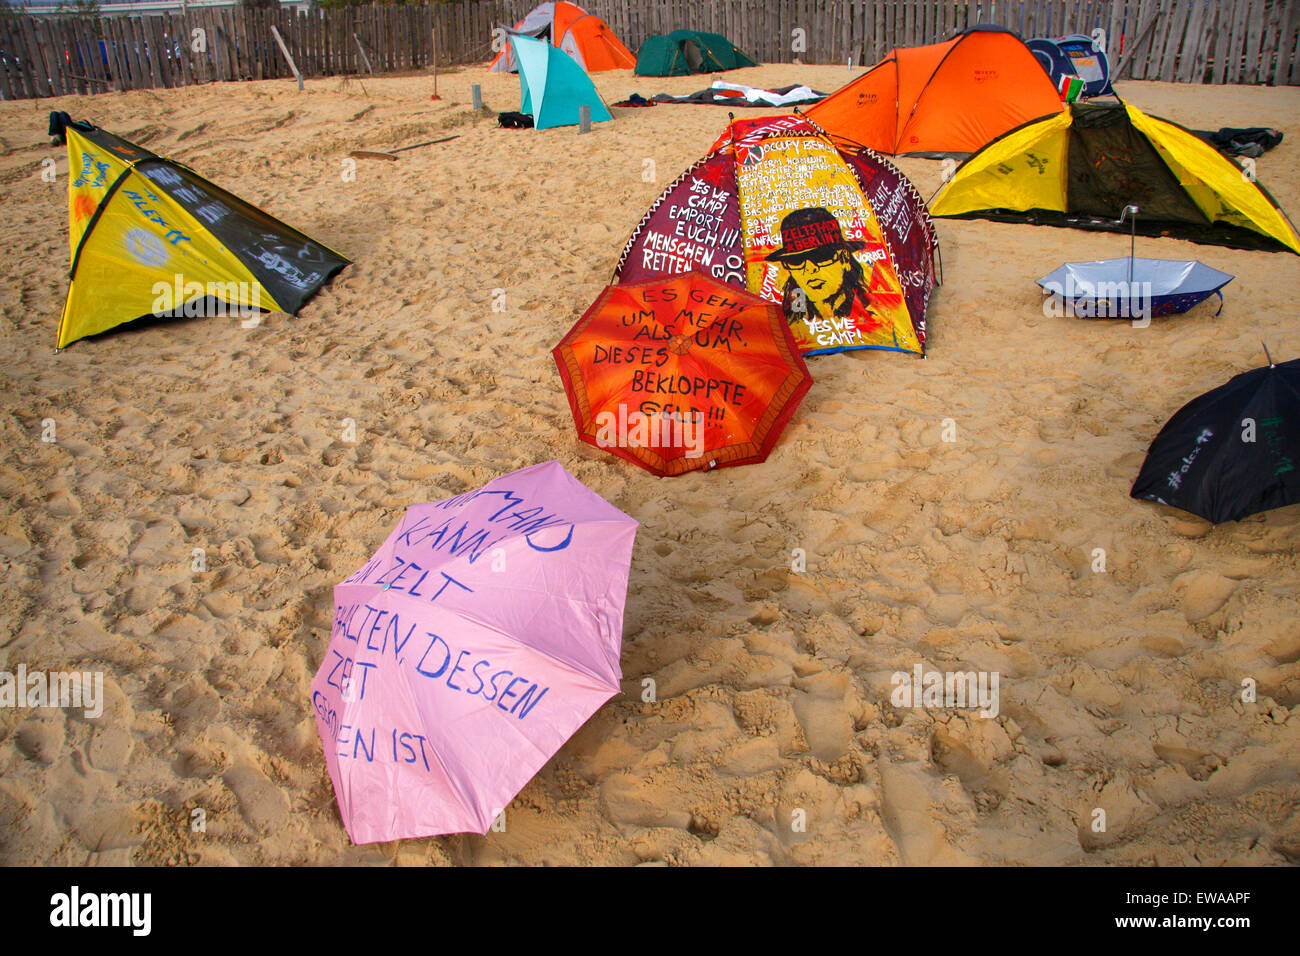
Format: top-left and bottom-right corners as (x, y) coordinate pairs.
(57, 121), (349, 349)
(930, 101), (1300, 254)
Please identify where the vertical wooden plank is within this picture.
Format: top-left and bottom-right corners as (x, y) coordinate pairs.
(93, 15), (113, 89)
(1191, 0), (1219, 84)
(215, 9), (232, 81)
(0, 22), (14, 102)
(205, 10), (222, 83)
(1, 20), (28, 99)
(300, 7), (311, 77)
(1288, 0), (1300, 83)
(76, 16), (102, 92)
(1129, 0), (1155, 79)
(146, 15), (166, 88)
(1105, 0), (1123, 69)
(117, 16), (139, 91)
(1154, 0), (1184, 80)
(1175, 0), (1204, 81)
(1273, 0), (1299, 84)
(1248, 0), (1269, 84)
(1218, 0), (1245, 82)
(221, 9), (238, 81)
(105, 15), (128, 91)
(35, 17), (60, 97)
(1242, 0), (1266, 83)
(63, 18), (86, 96)
(116, 16), (139, 90)
(186, 9), (204, 85)
(20, 15), (44, 98)
(2, 18), (33, 99)
(28, 17), (57, 98)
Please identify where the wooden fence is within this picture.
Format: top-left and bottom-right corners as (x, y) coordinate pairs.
(2, 0), (1297, 101)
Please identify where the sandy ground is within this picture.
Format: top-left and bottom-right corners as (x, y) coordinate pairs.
(0, 63), (1297, 866)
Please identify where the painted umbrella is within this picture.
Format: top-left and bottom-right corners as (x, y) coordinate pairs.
(1037, 257), (1234, 318)
(553, 270), (813, 476)
(311, 461), (637, 843)
(1038, 205), (1234, 319)
(1131, 355), (1299, 523)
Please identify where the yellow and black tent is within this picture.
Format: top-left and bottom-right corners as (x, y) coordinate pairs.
(930, 101), (1300, 254)
(56, 118), (349, 349)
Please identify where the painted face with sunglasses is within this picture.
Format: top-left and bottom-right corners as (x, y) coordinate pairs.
(766, 207), (873, 325)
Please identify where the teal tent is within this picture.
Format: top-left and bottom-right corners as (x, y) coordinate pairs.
(512, 34), (613, 130)
(634, 30), (757, 76)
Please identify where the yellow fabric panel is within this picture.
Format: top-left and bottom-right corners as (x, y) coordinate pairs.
(1125, 105), (1300, 254)
(930, 110), (1073, 217)
(65, 127), (133, 258)
(58, 166), (283, 348)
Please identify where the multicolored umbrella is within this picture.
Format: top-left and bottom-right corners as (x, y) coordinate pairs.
(311, 461), (637, 843)
(1131, 353), (1299, 523)
(613, 114), (938, 357)
(553, 270), (812, 476)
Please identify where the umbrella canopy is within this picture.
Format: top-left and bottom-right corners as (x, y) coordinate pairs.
(1037, 257), (1234, 318)
(1131, 357), (1299, 523)
(613, 115), (938, 357)
(554, 271), (812, 476)
(311, 461), (637, 843)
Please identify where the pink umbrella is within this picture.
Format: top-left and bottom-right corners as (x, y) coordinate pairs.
(311, 460), (637, 844)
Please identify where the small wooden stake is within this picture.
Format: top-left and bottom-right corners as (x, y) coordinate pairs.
(578, 105), (591, 133)
(472, 84), (483, 111)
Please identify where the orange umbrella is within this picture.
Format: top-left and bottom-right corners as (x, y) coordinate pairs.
(554, 271), (812, 477)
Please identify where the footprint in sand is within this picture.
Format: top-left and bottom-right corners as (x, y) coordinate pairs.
(223, 759), (290, 835)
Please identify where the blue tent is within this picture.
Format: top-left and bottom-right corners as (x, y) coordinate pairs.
(1027, 35), (1114, 98)
(511, 34), (613, 130)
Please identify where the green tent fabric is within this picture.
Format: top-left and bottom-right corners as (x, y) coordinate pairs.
(512, 34), (613, 130)
(635, 30), (757, 76)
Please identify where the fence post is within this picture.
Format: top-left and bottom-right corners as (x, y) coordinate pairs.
(270, 24), (303, 90)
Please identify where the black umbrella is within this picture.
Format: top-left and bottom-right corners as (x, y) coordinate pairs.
(1131, 350), (1299, 523)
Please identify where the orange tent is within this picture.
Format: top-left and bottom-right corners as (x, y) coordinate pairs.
(806, 26), (1065, 157)
(488, 2), (635, 73)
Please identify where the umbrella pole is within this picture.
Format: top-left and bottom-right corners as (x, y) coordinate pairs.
(1120, 204), (1139, 289)
(1262, 341), (1275, 367)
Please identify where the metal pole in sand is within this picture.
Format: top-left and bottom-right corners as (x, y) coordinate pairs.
(579, 105), (591, 133)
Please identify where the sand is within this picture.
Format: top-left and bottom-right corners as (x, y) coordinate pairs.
(0, 63), (1297, 866)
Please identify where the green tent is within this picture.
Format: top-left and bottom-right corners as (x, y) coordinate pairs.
(634, 30), (757, 76)
(512, 34), (613, 130)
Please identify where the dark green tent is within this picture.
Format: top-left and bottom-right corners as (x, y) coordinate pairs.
(634, 30), (757, 76)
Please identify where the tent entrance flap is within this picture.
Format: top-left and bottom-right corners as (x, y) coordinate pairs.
(1066, 103), (1208, 225)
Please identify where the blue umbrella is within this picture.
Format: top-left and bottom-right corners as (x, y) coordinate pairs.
(1037, 205), (1235, 319)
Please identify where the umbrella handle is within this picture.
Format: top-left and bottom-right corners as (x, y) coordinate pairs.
(1212, 289), (1225, 317)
